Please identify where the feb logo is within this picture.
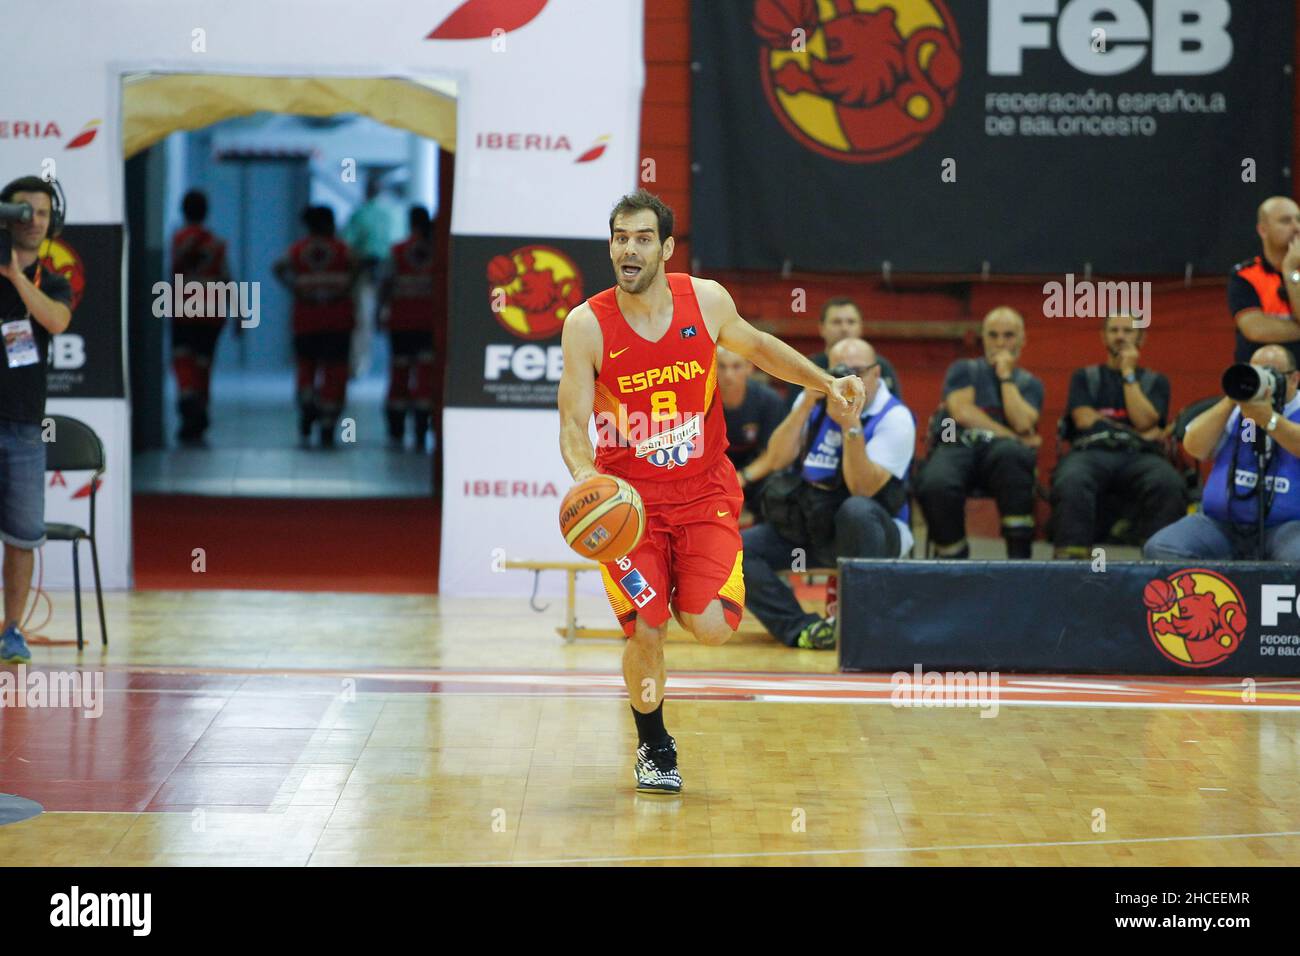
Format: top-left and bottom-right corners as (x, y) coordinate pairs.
(486, 245), (583, 341)
(752, 0), (961, 164)
(39, 238), (86, 311)
(1144, 570), (1247, 669)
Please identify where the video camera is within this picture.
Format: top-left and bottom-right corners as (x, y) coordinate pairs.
(1222, 363), (1290, 414)
(0, 200), (34, 266)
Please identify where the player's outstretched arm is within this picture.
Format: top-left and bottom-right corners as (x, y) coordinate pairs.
(557, 303), (602, 482)
(698, 277), (861, 408)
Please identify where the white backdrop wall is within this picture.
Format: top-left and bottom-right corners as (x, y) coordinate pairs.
(5, 0), (644, 593)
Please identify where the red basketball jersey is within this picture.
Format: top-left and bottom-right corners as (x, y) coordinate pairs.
(286, 236), (354, 334)
(171, 225), (229, 326)
(388, 236), (436, 331)
(590, 273), (728, 483)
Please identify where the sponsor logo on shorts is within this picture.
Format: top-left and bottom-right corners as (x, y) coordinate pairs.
(619, 568), (658, 609)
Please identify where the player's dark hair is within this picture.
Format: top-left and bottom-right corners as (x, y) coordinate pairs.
(609, 189), (674, 244)
(302, 205), (335, 237)
(820, 296), (862, 324)
(181, 189), (208, 224)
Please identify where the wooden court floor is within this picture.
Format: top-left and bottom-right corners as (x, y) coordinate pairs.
(1, 590), (1298, 866)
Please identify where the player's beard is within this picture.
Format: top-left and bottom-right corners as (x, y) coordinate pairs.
(617, 256), (659, 294)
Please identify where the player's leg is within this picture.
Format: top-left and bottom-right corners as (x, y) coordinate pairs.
(674, 494), (747, 647)
(624, 612), (667, 713)
(599, 530), (680, 793)
(678, 600), (733, 646)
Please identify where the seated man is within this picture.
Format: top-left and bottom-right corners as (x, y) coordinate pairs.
(719, 346), (786, 523)
(786, 296), (902, 409)
(1051, 314), (1186, 557)
(741, 337), (915, 649)
(915, 307), (1043, 559)
(1144, 345), (1300, 561)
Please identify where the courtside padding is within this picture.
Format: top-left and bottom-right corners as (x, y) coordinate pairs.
(837, 560), (1300, 677)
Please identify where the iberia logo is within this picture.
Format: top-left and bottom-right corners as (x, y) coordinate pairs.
(1143, 570), (1247, 669)
(39, 238), (86, 311)
(427, 0), (548, 39)
(65, 120), (101, 150)
(486, 245), (583, 340)
(752, 0), (961, 164)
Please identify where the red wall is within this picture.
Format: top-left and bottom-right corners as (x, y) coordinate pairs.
(641, 0), (1300, 475)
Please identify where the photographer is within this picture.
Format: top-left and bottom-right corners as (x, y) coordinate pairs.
(1050, 314), (1185, 557)
(1144, 345), (1300, 561)
(0, 176), (74, 664)
(740, 337), (915, 650)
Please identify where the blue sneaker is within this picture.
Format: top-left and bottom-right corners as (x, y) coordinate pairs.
(0, 625), (32, 664)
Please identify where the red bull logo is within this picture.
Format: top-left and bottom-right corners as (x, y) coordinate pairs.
(753, 0), (961, 163)
(1143, 569), (1247, 669)
(39, 238), (85, 311)
(486, 245), (583, 341)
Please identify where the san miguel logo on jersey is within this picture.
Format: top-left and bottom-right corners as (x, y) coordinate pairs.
(753, 0), (961, 163)
(486, 245), (583, 341)
(635, 415), (702, 469)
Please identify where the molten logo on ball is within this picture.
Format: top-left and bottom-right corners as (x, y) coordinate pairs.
(753, 0), (961, 164)
(486, 245), (584, 341)
(1143, 570), (1247, 669)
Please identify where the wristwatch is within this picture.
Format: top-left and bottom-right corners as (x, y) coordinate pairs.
(1267, 412), (1280, 433)
(1289, 270), (1300, 285)
(1123, 371), (1138, 385)
(846, 426), (863, 439)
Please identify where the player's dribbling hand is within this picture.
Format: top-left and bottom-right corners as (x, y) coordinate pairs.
(826, 391), (866, 429)
(571, 466), (601, 484)
(826, 374), (865, 409)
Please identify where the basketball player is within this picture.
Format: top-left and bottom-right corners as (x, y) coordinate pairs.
(558, 190), (865, 793)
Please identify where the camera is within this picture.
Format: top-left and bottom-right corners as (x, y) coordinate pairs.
(1222, 363), (1289, 413)
(0, 200), (34, 266)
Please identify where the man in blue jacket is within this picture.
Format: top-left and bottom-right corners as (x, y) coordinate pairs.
(1144, 345), (1300, 560)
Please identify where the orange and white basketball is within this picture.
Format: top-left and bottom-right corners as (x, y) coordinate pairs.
(559, 475), (645, 562)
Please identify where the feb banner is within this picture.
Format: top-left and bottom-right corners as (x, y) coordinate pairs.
(40, 225), (126, 400)
(692, 0), (1294, 275)
(445, 237), (615, 409)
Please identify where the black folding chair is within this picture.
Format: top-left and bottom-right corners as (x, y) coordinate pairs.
(43, 415), (107, 650)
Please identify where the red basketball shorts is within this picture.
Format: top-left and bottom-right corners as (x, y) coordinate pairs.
(599, 455), (745, 637)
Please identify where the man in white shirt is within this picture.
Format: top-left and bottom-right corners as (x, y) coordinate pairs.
(740, 337), (915, 649)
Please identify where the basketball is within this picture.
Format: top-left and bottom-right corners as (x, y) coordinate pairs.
(559, 475), (645, 562)
(1144, 578), (1176, 613)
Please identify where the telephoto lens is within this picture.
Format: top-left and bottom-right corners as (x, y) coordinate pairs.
(1222, 363), (1281, 404)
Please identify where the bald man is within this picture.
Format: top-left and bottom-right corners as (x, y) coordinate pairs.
(1144, 345), (1300, 561)
(1230, 196), (1300, 369)
(915, 307), (1044, 559)
(740, 337), (915, 649)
